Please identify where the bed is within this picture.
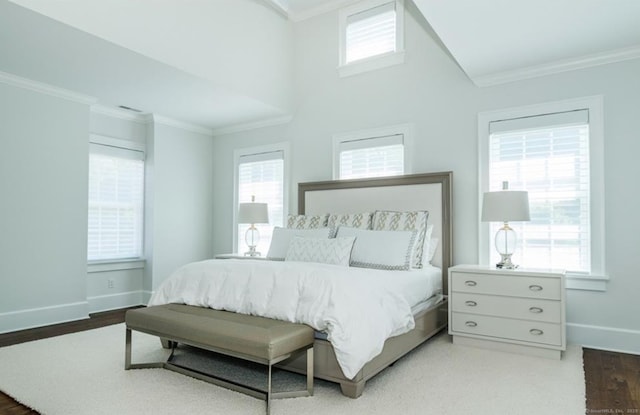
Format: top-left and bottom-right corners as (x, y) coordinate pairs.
(150, 171), (452, 398)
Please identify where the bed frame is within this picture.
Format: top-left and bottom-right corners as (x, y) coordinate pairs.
(277, 171), (452, 398)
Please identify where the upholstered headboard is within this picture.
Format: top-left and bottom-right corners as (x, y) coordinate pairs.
(298, 172), (452, 292)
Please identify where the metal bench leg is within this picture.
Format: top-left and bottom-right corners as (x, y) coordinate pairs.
(267, 364), (272, 415)
(307, 347), (314, 396)
(125, 328), (132, 370)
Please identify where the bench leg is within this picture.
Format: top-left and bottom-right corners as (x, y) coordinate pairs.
(125, 328), (132, 370)
(307, 347), (314, 396)
(267, 364), (272, 415)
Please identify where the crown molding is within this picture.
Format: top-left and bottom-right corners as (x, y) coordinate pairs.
(473, 44), (640, 87)
(212, 115), (293, 136)
(151, 114), (214, 136)
(90, 104), (149, 123)
(262, 0), (289, 18)
(0, 70), (96, 105)
(290, 0), (360, 22)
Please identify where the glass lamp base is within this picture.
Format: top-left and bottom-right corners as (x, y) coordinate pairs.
(496, 254), (518, 269)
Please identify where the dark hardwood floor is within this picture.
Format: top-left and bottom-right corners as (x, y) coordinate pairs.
(1, 309), (638, 414)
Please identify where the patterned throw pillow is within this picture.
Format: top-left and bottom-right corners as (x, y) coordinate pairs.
(286, 214), (329, 229)
(267, 227), (332, 260)
(285, 237), (356, 266)
(327, 212), (373, 230)
(372, 210), (429, 268)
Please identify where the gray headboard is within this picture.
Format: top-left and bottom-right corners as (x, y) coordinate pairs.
(298, 172), (453, 293)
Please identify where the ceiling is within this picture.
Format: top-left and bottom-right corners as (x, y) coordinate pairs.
(2, 0), (640, 132)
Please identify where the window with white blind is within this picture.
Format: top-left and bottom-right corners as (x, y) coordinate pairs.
(333, 124), (412, 180)
(88, 142), (144, 261)
(234, 144), (288, 255)
(479, 97), (605, 284)
(339, 0), (405, 77)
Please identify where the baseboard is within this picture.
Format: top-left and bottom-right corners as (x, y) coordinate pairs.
(87, 291), (145, 314)
(567, 322), (640, 355)
(0, 301), (89, 334)
(142, 290), (153, 305)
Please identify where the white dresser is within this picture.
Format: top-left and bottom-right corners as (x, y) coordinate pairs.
(448, 264), (566, 359)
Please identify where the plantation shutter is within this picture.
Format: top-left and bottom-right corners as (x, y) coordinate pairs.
(345, 1), (396, 63)
(338, 134), (404, 179)
(237, 151), (284, 254)
(488, 109), (591, 272)
(88, 143), (144, 261)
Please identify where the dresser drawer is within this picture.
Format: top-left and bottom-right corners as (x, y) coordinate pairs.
(451, 293), (562, 323)
(451, 312), (563, 346)
(450, 271), (561, 300)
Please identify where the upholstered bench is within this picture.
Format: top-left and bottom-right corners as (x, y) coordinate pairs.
(125, 304), (314, 415)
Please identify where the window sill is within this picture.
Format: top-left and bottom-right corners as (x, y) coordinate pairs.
(88, 259), (146, 273)
(565, 273), (609, 291)
(338, 50), (405, 78)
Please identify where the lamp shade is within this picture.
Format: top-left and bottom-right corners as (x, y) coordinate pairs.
(238, 202), (269, 224)
(481, 190), (530, 222)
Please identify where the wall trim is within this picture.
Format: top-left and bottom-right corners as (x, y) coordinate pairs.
(567, 322), (640, 356)
(91, 104), (149, 123)
(290, 0), (360, 22)
(151, 114), (214, 136)
(473, 45), (640, 87)
(87, 291), (145, 314)
(0, 301), (89, 334)
(0, 70), (96, 105)
(212, 115), (293, 136)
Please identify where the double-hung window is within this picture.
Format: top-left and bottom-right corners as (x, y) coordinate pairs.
(88, 137), (145, 262)
(479, 97), (605, 287)
(334, 124), (412, 180)
(339, 0), (405, 77)
(234, 144), (288, 255)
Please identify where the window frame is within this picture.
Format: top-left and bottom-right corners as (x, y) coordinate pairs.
(338, 0), (405, 78)
(87, 134), (146, 266)
(478, 96), (607, 291)
(332, 123), (413, 180)
(232, 142), (290, 254)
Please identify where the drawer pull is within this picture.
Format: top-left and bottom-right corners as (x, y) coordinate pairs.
(529, 285), (543, 292)
(465, 321), (478, 327)
(529, 307), (543, 314)
(465, 301), (477, 307)
(465, 280), (477, 287)
(529, 329), (544, 336)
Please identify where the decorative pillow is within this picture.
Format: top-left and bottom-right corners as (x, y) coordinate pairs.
(426, 237), (439, 263)
(421, 225), (435, 264)
(335, 226), (416, 271)
(286, 214), (329, 229)
(327, 212), (373, 236)
(285, 237), (356, 266)
(267, 227), (332, 260)
(373, 210), (429, 268)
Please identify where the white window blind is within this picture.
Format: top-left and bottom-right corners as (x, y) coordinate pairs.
(237, 150), (284, 255)
(488, 109), (591, 273)
(88, 143), (144, 261)
(338, 134), (404, 179)
(345, 1), (396, 64)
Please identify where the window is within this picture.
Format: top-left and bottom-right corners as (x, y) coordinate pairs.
(479, 97), (605, 283)
(339, 0), (405, 77)
(234, 144), (288, 255)
(88, 139), (145, 262)
(334, 124), (412, 179)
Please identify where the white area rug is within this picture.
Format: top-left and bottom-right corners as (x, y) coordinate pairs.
(0, 324), (585, 414)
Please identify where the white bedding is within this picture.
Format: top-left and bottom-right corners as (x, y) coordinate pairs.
(149, 259), (440, 379)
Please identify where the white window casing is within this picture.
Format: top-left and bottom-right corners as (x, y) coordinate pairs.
(339, 0), (405, 77)
(233, 143), (289, 255)
(333, 123), (413, 180)
(478, 96), (607, 291)
(88, 135), (145, 263)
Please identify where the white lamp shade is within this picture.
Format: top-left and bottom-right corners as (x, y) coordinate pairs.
(481, 191), (530, 222)
(238, 202), (269, 224)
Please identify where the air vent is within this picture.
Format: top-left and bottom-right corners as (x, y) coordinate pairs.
(118, 105), (143, 113)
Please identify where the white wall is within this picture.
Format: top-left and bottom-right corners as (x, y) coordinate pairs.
(0, 83), (90, 332)
(144, 121), (214, 298)
(212, 3), (640, 353)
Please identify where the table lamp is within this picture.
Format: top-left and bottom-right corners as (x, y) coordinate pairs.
(238, 196), (269, 257)
(481, 181), (530, 269)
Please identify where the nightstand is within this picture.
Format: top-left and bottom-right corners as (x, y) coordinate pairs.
(448, 264), (566, 359)
(215, 253), (268, 260)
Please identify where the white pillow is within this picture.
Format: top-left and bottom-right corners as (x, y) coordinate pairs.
(421, 225), (435, 264)
(266, 227), (332, 260)
(285, 237), (356, 266)
(336, 226), (416, 271)
(372, 210), (429, 268)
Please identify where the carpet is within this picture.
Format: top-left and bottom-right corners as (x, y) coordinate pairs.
(0, 324), (585, 414)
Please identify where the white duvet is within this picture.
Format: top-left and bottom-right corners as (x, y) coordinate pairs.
(149, 259), (426, 379)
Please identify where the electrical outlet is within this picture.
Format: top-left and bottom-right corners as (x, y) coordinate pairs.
(107, 279), (114, 289)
